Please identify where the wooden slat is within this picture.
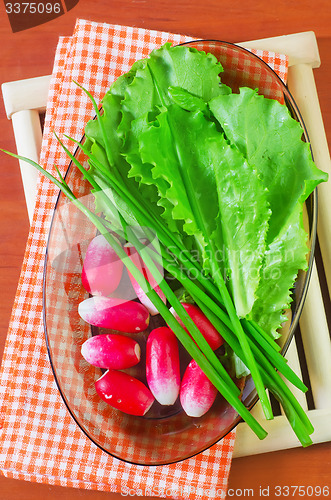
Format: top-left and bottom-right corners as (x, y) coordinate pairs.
(1, 75), (51, 119)
(11, 109), (43, 223)
(287, 63), (331, 299)
(299, 261), (331, 409)
(280, 338), (308, 413)
(239, 31), (320, 67)
(234, 408), (331, 457)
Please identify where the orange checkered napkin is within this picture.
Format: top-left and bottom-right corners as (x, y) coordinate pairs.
(0, 19), (288, 499)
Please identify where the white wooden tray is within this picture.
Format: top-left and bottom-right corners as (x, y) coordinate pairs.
(2, 31), (331, 458)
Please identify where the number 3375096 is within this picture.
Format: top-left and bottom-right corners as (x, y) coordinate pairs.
(5, 3), (62, 14)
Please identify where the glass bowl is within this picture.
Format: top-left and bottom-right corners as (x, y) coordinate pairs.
(43, 40), (317, 466)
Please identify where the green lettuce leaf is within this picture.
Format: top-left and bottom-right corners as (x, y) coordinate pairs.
(86, 44), (226, 238)
(132, 103), (270, 316)
(249, 204), (309, 337)
(118, 42), (225, 132)
(209, 87), (328, 335)
(120, 43), (226, 237)
(83, 64), (166, 228)
(212, 138), (270, 317)
(209, 87), (328, 242)
(141, 43), (225, 105)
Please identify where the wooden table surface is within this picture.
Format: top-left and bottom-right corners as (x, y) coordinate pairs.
(1, 1), (331, 498)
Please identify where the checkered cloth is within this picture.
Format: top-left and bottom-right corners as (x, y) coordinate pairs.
(0, 19), (288, 498)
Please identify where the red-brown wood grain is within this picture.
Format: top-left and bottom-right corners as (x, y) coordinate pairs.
(1, 2), (331, 498)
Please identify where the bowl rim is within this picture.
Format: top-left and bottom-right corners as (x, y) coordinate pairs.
(42, 38), (318, 466)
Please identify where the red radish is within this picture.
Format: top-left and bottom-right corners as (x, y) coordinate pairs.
(78, 296), (149, 332)
(82, 234), (123, 296)
(124, 242), (166, 315)
(81, 334), (140, 369)
(180, 359), (218, 417)
(95, 369), (155, 416)
(170, 303), (224, 351)
(146, 327), (180, 405)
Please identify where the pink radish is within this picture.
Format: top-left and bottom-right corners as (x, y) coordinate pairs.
(81, 334), (140, 369)
(78, 296), (149, 332)
(180, 359), (218, 417)
(146, 327), (180, 405)
(124, 242), (166, 315)
(95, 369), (155, 416)
(82, 234), (123, 296)
(170, 303), (224, 351)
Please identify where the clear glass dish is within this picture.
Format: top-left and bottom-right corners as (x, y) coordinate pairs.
(43, 40), (317, 466)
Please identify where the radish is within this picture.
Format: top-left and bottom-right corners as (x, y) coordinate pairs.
(146, 327), (180, 405)
(180, 359), (218, 417)
(170, 303), (224, 350)
(78, 296), (149, 332)
(82, 234), (123, 296)
(124, 242), (166, 315)
(81, 334), (140, 369)
(95, 369), (155, 416)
